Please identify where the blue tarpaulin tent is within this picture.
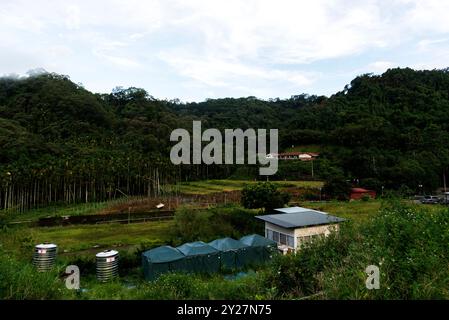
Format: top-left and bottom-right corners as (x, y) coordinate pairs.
(239, 234), (277, 265)
(176, 241), (221, 273)
(208, 237), (250, 270)
(141, 245), (187, 281)
(142, 235), (278, 280)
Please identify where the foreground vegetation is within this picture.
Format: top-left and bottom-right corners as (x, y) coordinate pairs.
(2, 198), (449, 299)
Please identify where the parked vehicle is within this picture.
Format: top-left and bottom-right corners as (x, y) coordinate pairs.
(440, 192), (449, 205)
(420, 195), (440, 204)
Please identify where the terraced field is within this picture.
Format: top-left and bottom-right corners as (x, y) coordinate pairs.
(166, 179), (324, 195)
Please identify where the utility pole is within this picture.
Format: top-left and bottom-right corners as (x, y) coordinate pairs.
(311, 160), (314, 178)
(443, 171), (446, 192)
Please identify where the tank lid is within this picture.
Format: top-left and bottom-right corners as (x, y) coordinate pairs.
(36, 243), (57, 249)
(96, 249), (119, 258)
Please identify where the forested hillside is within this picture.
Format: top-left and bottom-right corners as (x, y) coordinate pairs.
(1, 68), (449, 210)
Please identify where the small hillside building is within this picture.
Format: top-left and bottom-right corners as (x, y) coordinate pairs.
(256, 207), (345, 253)
(266, 152), (319, 161)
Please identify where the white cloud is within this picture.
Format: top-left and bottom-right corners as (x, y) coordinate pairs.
(65, 5), (81, 30)
(94, 52), (142, 69)
(1, 0), (449, 100)
(368, 61), (395, 73)
(159, 52), (315, 88)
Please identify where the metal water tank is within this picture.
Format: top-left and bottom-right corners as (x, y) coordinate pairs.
(33, 243), (58, 272)
(96, 250), (119, 282)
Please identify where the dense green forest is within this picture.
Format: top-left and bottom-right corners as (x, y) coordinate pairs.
(1, 67), (449, 211)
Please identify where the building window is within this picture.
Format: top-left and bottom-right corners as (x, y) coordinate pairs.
(287, 235), (294, 248)
(279, 233), (287, 245)
(266, 229), (294, 248)
(273, 231), (280, 243)
(266, 229), (273, 240)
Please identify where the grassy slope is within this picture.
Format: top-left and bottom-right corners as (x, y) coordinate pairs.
(301, 199), (447, 224)
(5, 201), (112, 223)
(301, 200), (382, 224)
(4, 180), (324, 222)
(1, 220), (174, 258)
(169, 179), (324, 195)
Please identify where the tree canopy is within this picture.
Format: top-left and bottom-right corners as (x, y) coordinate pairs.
(2, 67), (449, 210)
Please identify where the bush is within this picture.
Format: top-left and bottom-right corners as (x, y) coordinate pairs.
(241, 182), (290, 212)
(80, 272), (271, 300)
(262, 225), (354, 298)
(322, 176), (351, 200)
(397, 184), (414, 197)
(263, 202), (449, 299)
(361, 194), (370, 201)
(300, 189), (321, 201)
(171, 205), (263, 244)
(360, 178), (383, 193)
(0, 250), (73, 299)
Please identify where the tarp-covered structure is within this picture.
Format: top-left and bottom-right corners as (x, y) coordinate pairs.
(239, 234), (277, 265)
(142, 234), (278, 281)
(208, 237), (250, 270)
(176, 241), (220, 273)
(141, 245), (187, 281)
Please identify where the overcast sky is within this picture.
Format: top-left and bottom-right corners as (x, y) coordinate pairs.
(1, 0), (449, 102)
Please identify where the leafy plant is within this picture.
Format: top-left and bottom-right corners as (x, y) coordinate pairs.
(241, 182), (290, 212)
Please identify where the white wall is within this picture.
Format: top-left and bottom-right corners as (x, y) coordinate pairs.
(265, 222), (295, 237)
(294, 224), (339, 249)
(265, 222), (340, 250)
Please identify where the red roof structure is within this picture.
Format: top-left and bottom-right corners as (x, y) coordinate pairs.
(350, 188), (376, 200)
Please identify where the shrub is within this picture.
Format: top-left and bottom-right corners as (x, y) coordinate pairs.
(322, 176), (351, 200)
(300, 190), (321, 201)
(0, 249), (73, 299)
(264, 202), (449, 299)
(360, 178), (383, 193)
(262, 225), (354, 298)
(361, 194), (370, 201)
(241, 182), (290, 212)
(171, 205), (263, 243)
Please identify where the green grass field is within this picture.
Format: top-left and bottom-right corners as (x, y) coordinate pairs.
(166, 179), (324, 195)
(300, 199), (447, 224)
(300, 200), (382, 224)
(4, 201), (112, 223)
(0, 220), (174, 258)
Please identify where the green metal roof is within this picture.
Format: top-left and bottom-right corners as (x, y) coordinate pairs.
(239, 234), (277, 247)
(142, 245), (185, 263)
(208, 237), (249, 251)
(176, 241), (219, 256)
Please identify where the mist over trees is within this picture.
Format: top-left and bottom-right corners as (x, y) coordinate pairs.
(1, 67), (449, 211)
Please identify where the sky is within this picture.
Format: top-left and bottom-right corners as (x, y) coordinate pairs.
(1, 0), (449, 102)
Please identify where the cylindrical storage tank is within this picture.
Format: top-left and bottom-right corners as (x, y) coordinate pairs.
(33, 243), (58, 272)
(96, 250), (119, 282)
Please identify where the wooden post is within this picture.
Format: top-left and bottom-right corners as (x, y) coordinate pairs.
(443, 171), (446, 192)
(311, 160), (314, 178)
